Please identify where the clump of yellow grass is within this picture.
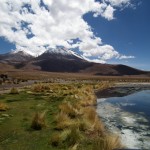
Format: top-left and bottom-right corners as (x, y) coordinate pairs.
(0, 102), (9, 111)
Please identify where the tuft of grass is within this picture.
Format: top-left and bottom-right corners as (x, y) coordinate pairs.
(59, 102), (80, 118)
(55, 111), (74, 130)
(83, 107), (97, 123)
(78, 118), (91, 132)
(92, 135), (122, 150)
(9, 87), (19, 94)
(92, 117), (104, 136)
(0, 102), (9, 111)
(69, 143), (79, 150)
(64, 126), (82, 147)
(79, 107), (105, 136)
(79, 94), (97, 106)
(32, 83), (51, 92)
(50, 133), (61, 147)
(31, 111), (47, 130)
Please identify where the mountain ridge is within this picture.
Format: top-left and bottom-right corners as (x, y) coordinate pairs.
(0, 49), (149, 76)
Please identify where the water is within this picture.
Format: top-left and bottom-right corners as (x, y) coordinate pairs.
(96, 87), (150, 149)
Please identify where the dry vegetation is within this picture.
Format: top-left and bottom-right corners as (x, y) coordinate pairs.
(9, 87), (19, 94)
(1, 70), (150, 82)
(0, 70), (150, 149)
(30, 81), (122, 149)
(0, 79), (128, 149)
(0, 102), (9, 111)
(31, 111), (47, 130)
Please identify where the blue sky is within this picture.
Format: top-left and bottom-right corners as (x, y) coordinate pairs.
(0, 0), (149, 70)
(84, 0), (150, 70)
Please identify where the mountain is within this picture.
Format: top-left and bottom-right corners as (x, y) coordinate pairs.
(0, 50), (34, 69)
(80, 63), (149, 76)
(32, 48), (93, 72)
(0, 48), (149, 76)
(0, 50), (33, 63)
(31, 48), (149, 75)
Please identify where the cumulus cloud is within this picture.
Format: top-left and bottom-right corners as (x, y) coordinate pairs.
(0, 0), (134, 62)
(101, 5), (115, 20)
(83, 45), (119, 60)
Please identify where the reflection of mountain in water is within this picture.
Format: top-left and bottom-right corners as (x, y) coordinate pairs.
(96, 86), (150, 98)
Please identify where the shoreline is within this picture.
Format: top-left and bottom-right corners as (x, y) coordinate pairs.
(115, 82), (150, 87)
(96, 84), (150, 149)
(1, 81), (150, 149)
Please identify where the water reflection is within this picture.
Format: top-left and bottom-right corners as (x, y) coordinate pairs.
(96, 87), (150, 149)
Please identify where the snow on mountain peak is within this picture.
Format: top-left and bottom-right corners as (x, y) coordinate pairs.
(46, 48), (72, 55)
(10, 50), (31, 56)
(45, 47), (84, 59)
(10, 49), (35, 57)
(10, 48), (84, 60)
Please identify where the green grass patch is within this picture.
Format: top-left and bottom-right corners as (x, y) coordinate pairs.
(0, 82), (121, 150)
(0, 88), (64, 150)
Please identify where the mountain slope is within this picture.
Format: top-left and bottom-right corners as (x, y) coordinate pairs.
(0, 48), (149, 76)
(33, 48), (93, 72)
(0, 50), (33, 63)
(80, 63), (149, 76)
(31, 48), (149, 75)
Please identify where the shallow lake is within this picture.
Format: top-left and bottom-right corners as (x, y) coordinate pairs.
(96, 86), (150, 149)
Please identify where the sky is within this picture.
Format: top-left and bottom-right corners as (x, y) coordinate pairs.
(0, 0), (149, 70)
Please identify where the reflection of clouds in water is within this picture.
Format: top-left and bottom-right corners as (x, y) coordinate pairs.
(97, 98), (107, 104)
(122, 116), (136, 124)
(97, 98), (150, 149)
(119, 103), (136, 107)
(121, 129), (140, 149)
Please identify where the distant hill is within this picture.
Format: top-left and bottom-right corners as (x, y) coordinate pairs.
(0, 50), (33, 64)
(0, 48), (149, 76)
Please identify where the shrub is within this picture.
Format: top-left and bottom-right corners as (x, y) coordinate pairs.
(9, 87), (19, 94)
(0, 103), (9, 111)
(78, 118), (91, 132)
(64, 126), (82, 147)
(32, 84), (50, 92)
(59, 102), (78, 118)
(92, 135), (122, 150)
(55, 112), (74, 130)
(50, 133), (61, 147)
(92, 117), (105, 136)
(83, 107), (97, 123)
(79, 95), (97, 106)
(31, 111), (46, 130)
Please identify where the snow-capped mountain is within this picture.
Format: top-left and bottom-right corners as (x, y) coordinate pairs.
(33, 47), (91, 72)
(40, 47), (84, 60)
(0, 50), (34, 63)
(0, 48), (149, 76)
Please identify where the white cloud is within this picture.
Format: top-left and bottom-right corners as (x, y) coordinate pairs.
(0, 0), (134, 62)
(119, 55), (135, 59)
(105, 0), (131, 7)
(101, 5), (116, 20)
(83, 44), (120, 60)
(85, 58), (106, 64)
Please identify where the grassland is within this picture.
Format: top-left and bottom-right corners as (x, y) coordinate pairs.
(0, 70), (150, 150)
(0, 81), (124, 150)
(1, 70), (150, 82)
